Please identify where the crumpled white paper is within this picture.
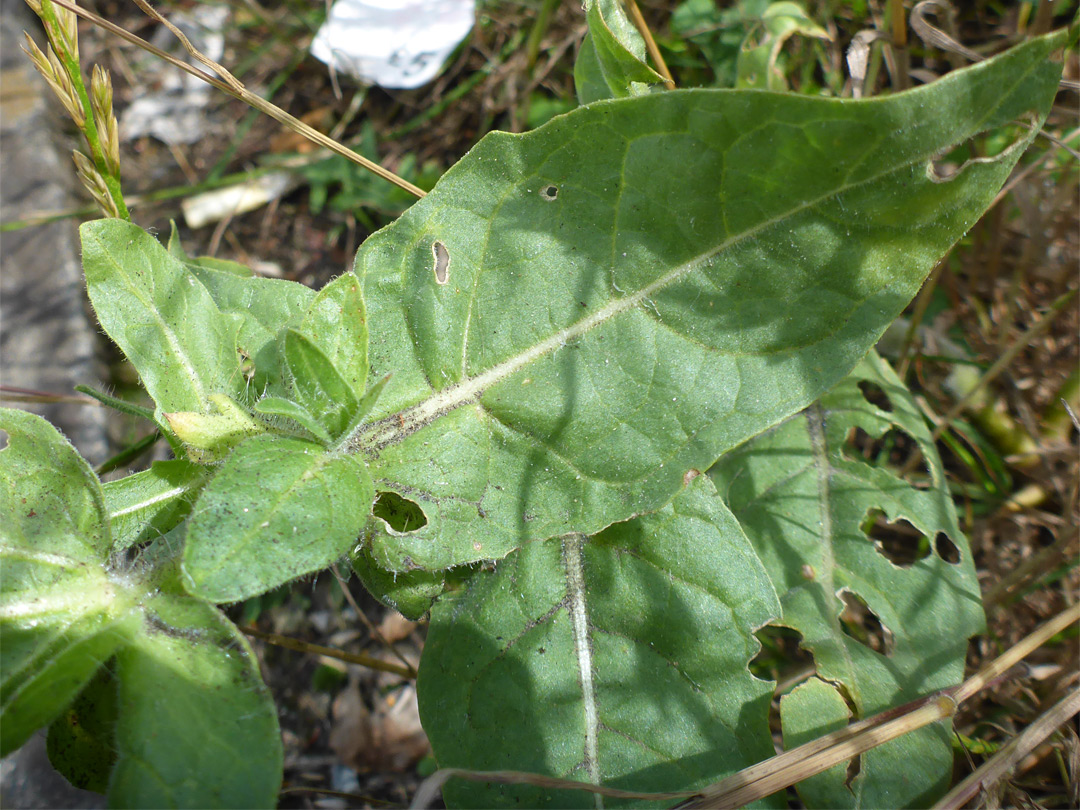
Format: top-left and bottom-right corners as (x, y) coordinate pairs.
(310, 0), (476, 90)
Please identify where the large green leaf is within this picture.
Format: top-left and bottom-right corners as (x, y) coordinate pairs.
(110, 537), (282, 808)
(710, 351), (985, 808)
(419, 475), (780, 807)
(81, 220), (244, 414)
(0, 408), (133, 755)
(347, 32), (1064, 573)
(0, 410), (282, 806)
(183, 435), (375, 602)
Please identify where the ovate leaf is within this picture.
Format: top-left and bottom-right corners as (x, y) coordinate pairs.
(0, 407), (109, 558)
(350, 32), (1064, 573)
(166, 222), (315, 398)
(710, 351), (985, 808)
(296, 272), (369, 398)
(284, 329), (360, 440)
(110, 543), (282, 808)
(0, 411), (283, 806)
(419, 475), (779, 807)
(184, 435), (375, 602)
(0, 408), (134, 755)
(80, 220), (244, 414)
(351, 537), (447, 620)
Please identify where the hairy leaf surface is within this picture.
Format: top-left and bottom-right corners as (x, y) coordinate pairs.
(284, 330), (359, 439)
(81, 220), (244, 415)
(0, 408), (131, 755)
(166, 222), (316, 397)
(350, 33), (1064, 573)
(103, 458), (207, 552)
(2, 414), (280, 807)
(296, 272), (369, 399)
(419, 475), (779, 807)
(710, 352), (985, 808)
(110, 538), (282, 808)
(183, 436), (375, 602)
(0, 410), (282, 805)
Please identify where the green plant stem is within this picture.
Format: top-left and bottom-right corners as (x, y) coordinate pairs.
(39, 0), (129, 220)
(75, 384), (156, 421)
(525, 0), (560, 70)
(95, 430), (162, 475)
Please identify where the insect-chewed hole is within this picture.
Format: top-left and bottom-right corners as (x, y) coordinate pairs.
(857, 380), (893, 412)
(431, 240), (450, 285)
(927, 114), (1036, 183)
(0, 429), (8, 450)
(539, 184), (558, 201)
(750, 625), (813, 683)
(843, 426), (929, 483)
(934, 532), (961, 564)
(372, 491), (428, 533)
(838, 589), (893, 656)
(845, 751), (862, 788)
(861, 508), (931, 568)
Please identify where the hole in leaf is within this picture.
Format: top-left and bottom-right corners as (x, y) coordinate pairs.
(372, 491), (427, 533)
(842, 426), (929, 482)
(838, 590), (893, 656)
(934, 532), (961, 564)
(845, 752), (862, 787)
(927, 114), (1036, 183)
(540, 184), (558, 201)
(857, 380), (893, 412)
(0, 429), (7, 450)
(861, 508), (931, 568)
(751, 625), (813, 683)
(431, 240), (450, 285)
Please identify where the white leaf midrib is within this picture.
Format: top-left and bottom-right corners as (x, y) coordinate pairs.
(561, 533), (602, 805)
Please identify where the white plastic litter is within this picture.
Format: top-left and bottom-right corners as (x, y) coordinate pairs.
(310, 0), (476, 90)
(181, 172), (300, 229)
